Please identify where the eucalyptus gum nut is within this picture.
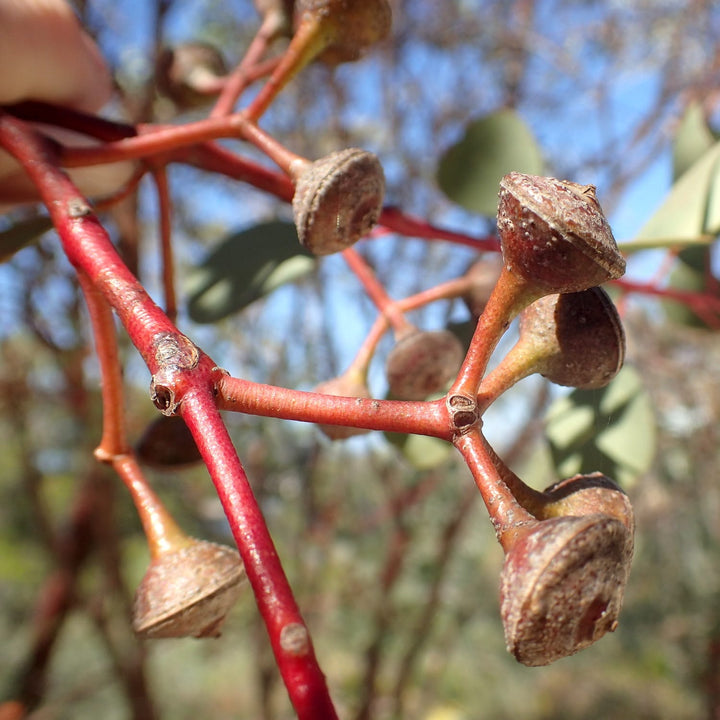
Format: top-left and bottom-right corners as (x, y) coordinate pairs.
(295, 0), (392, 64)
(292, 148), (385, 255)
(461, 256), (504, 318)
(386, 329), (464, 401)
(314, 374), (372, 439)
(497, 172), (626, 293)
(133, 540), (246, 639)
(499, 514), (632, 666)
(518, 287), (625, 389)
(540, 473), (635, 537)
(156, 43), (227, 109)
(136, 415), (203, 469)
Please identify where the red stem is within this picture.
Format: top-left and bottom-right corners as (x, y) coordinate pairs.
(113, 454), (190, 558)
(0, 110), (339, 720)
(614, 276), (720, 328)
(210, 16), (277, 118)
(150, 164), (177, 322)
(1, 104), (508, 255)
(245, 13), (328, 123)
(60, 115), (247, 167)
(181, 386), (340, 720)
(177, 141), (295, 201)
(76, 271), (128, 458)
(449, 266), (537, 398)
(453, 429), (535, 551)
(75, 240), (188, 560)
(342, 248), (412, 334)
(0, 116), (175, 364)
(379, 206), (500, 252)
(217, 375), (452, 439)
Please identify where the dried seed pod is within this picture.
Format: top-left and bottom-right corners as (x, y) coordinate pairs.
(499, 513), (632, 666)
(538, 472), (634, 535)
(156, 43), (227, 110)
(497, 172), (625, 294)
(314, 372), (372, 439)
(295, 0), (392, 64)
(517, 286), (625, 389)
(464, 434), (634, 667)
(292, 148), (385, 255)
(136, 415), (203, 469)
(461, 256), (504, 318)
(485, 441), (635, 538)
(133, 539), (246, 639)
(386, 329), (464, 400)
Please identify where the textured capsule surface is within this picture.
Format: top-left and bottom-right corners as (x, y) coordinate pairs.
(293, 148), (385, 255)
(500, 514), (633, 666)
(518, 287), (626, 389)
(497, 172), (625, 293)
(386, 329), (464, 400)
(295, 0), (392, 64)
(133, 541), (245, 639)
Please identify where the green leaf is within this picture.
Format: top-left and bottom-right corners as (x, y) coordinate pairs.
(673, 102), (717, 181)
(544, 365), (656, 488)
(186, 221), (316, 323)
(0, 214), (54, 263)
(636, 140), (720, 243)
(436, 109), (544, 216)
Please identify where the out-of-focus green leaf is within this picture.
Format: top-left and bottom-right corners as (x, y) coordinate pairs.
(637, 140), (720, 243)
(186, 220), (316, 323)
(544, 365), (656, 488)
(643, 117), (720, 329)
(673, 102), (717, 181)
(0, 215), (53, 263)
(436, 110), (544, 217)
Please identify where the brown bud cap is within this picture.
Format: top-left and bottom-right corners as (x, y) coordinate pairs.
(500, 514), (632, 666)
(156, 43), (227, 110)
(497, 173), (625, 294)
(461, 256), (503, 318)
(518, 287), (625, 389)
(292, 148), (385, 255)
(386, 329), (464, 401)
(133, 540), (245, 639)
(295, 0), (392, 64)
(314, 373), (372, 439)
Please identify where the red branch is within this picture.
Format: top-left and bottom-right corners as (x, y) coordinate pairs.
(216, 375), (451, 438)
(0, 110), (338, 720)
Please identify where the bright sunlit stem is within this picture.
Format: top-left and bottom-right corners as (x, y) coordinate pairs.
(449, 266), (540, 398)
(245, 13), (332, 123)
(454, 429), (536, 551)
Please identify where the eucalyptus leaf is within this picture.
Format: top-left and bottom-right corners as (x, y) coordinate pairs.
(673, 102), (716, 181)
(637, 140), (720, 242)
(186, 220), (316, 323)
(0, 214), (54, 263)
(436, 110), (544, 217)
(544, 365), (656, 488)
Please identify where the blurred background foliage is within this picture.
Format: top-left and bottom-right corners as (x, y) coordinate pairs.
(2, 0), (720, 718)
